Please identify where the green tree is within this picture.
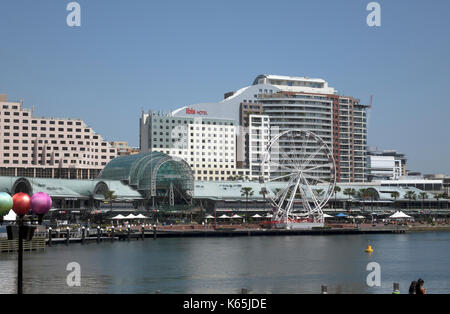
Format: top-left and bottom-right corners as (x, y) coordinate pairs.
(333, 186), (341, 212)
(104, 190), (117, 212)
(434, 193), (443, 211)
(343, 188), (356, 211)
(404, 191), (417, 210)
(419, 192), (428, 211)
(241, 187), (254, 213)
(391, 191), (400, 210)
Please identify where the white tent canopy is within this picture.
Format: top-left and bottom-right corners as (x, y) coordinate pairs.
(231, 214), (243, 219)
(218, 214), (230, 219)
(323, 214), (333, 218)
(389, 211), (412, 219)
(205, 215), (214, 219)
(252, 214), (263, 218)
(3, 210), (16, 221)
(125, 214), (137, 219)
(111, 214), (126, 220)
(355, 215), (366, 219)
(135, 214), (148, 219)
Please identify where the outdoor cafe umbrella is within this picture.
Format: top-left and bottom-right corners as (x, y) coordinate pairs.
(111, 214), (126, 220)
(336, 213), (348, 218)
(323, 214), (333, 218)
(355, 215), (366, 219)
(125, 214), (137, 219)
(205, 215), (214, 219)
(389, 211), (411, 219)
(231, 214), (243, 219)
(218, 214), (230, 219)
(251, 214), (263, 218)
(135, 214), (148, 219)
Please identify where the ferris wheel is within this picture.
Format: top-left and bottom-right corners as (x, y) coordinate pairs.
(260, 129), (336, 228)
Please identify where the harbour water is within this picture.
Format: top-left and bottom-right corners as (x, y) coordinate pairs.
(1, 232), (450, 294)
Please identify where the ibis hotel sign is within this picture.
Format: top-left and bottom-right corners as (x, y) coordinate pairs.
(186, 108), (208, 116)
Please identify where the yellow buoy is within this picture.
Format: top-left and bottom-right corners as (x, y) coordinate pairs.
(365, 245), (374, 253)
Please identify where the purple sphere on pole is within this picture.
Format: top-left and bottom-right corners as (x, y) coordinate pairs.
(30, 192), (52, 215)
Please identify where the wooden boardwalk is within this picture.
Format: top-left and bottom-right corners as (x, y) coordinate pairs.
(0, 237), (46, 253)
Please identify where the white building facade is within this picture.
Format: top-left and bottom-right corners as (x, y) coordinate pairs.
(170, 74), (368, 183)
(140, 111), (237, 181)
(0, 95), (117, 179)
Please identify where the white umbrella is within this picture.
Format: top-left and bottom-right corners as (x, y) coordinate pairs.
(231, 214), (243, 219)
(135, 214), (148, 219)
(125, 214), (137, 219)
(218, 214), (230, 219)
(265, 213), (273, 218)
(205, 215), (214, 219)
(389, 211), (411, 219)
(3, 209), (16, 221)
(111, 214), (126, 220)
(356, 215), (366, 219)
(252, 214), (263, 218)
(323, 214), (333, 218)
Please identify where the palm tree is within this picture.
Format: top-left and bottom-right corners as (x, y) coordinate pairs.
(357, 188), (367, 212)
(419, 192), (428, 211)
(259, 188), (269, 214)
(434, 193), (442, 211)
(390, 191), (400, 210)
(343, 188), (356, 212)
(241, 187), (254, 213)
(103, 190), (117, 225)
(333, 186), (341, 212)
(404, 191), (417, 211)
(104, 190), (117, 212)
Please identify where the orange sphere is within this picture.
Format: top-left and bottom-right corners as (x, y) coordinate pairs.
(12, 193), (31, 216)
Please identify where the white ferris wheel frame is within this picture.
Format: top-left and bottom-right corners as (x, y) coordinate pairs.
(260, 129), (336, 225)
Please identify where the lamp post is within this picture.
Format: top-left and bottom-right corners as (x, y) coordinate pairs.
(6, 192), (52, 295)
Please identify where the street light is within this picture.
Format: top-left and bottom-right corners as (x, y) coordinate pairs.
(2, 192), (52, 295)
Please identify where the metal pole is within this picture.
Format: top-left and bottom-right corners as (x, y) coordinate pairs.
(81, 227), (85, 245)
(111, 226), (115, 242)
(153, 224), (157, 240)
(66, 227), (70, 246)
(97, 226), (100, 243)
(48, 227), (52, 247)
(141, 226), (145, 240)
(17, 217), (24, 295)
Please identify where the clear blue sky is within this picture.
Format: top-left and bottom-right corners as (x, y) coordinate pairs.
(1, 0), (449, 175)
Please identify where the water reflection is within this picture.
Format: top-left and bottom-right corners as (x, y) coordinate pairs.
(1, 232), (449, 294)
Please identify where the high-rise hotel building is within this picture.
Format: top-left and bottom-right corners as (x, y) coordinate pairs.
(140, 110), (237, 181)
(170, 74), (369, 183)
(0, 94), (117, 179)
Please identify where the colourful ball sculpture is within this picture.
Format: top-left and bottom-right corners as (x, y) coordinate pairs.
(0, 192), (13, 217)
(12, 193), (31, 216)
(30, 192), (52, 215)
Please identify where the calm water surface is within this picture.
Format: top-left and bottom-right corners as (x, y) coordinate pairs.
(1, 232), (450, 294)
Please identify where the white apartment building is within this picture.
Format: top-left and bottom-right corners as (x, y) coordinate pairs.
(0, 94), (117, 179)
(236, 114), (270, 181)
(140, 111), (237, 181)
(170, 74), (368, 183)
(367, 148), (407, 181)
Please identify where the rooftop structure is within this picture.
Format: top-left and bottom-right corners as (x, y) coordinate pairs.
(0, 94), (117, 179)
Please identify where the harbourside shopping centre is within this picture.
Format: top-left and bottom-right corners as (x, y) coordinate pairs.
(1, 75), (450, 221)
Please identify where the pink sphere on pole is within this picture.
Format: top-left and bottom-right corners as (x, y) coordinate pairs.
(30, 192), (52, 215)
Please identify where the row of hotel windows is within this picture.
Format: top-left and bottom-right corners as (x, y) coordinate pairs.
(0, 113), (84, 126)
(1, 159), (109, 166)
(0, 121), (90, 132)
(151, 118), (234, 126)
(0, 132), (100, 140)
(2, 145), (114, 153)
(1, 138), (108, 146)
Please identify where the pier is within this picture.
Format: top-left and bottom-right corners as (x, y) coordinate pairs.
(38, 225), (407, 246)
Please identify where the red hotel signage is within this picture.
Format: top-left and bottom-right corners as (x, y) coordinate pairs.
(186, 108), (208, 115)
